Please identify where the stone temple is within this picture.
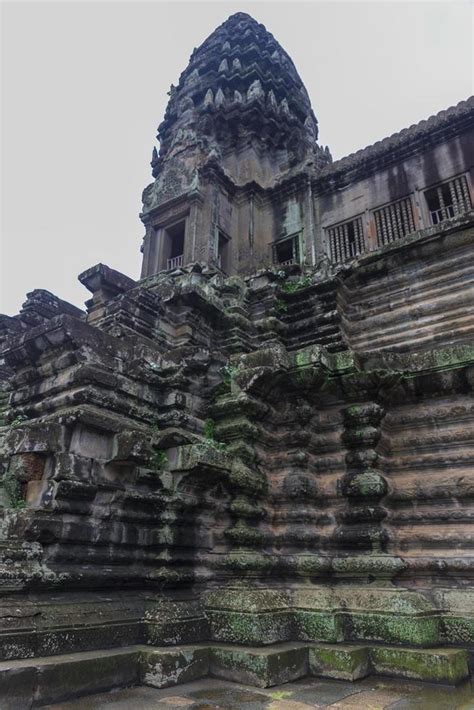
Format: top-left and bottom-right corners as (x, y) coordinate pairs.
(0, 12), (474, 706)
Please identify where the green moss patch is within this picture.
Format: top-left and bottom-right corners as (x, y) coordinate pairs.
(294, 610), (343, 643)
(309, 644), (369, 680)
(208, 610), (292, 644)
(347, 612), (440, 647)
(209, 645), (307, 687)
(370, 646), (469, 685)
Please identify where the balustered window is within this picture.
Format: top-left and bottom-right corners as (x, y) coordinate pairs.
(163, 220), (185, 270)
(374, 197), (416, 246)
(273, 234), (300, 265)
(424, 175), (472, 226)
(327, 216), (364, 263)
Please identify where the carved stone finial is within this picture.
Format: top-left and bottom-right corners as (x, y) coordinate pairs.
(204, 88), (214, 106)
(179, 96), (194, 115)
(279, 97), (290, 115)
(215, 88), (226, 107)
(267, 90), (278, 110)
(247, 79), (264, 102)
(186, 68), (200, 86)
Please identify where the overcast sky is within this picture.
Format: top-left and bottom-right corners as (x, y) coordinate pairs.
(2, 0), (473, 315)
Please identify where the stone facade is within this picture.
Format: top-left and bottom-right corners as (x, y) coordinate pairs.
(0, 12), (473, 707)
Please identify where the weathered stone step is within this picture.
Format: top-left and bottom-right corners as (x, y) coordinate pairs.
(0, 642), (469, 707)
(0, 645), (208, 710)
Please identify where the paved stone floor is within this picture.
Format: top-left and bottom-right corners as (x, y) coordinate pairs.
(45, 676), (474, 709)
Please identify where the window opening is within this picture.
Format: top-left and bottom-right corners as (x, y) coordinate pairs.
(424, 175), (471, 226)
(327, 217), (364, 263)
(273, 234), (300, 265)
(164, 221), (185, 270)
(374, 197), (415, 246)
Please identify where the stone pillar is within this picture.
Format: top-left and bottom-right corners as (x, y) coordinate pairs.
(337, 402), (388, 554)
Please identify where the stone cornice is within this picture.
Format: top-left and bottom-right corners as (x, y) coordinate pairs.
(313, 97), (474, 193)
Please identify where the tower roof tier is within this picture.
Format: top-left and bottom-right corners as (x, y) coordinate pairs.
(143, 12), (330, 210)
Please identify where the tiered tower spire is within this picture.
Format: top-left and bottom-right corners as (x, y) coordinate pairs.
(142, 13), (331, 217)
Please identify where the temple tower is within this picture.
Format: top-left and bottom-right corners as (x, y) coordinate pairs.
(140, 12), (331, 278)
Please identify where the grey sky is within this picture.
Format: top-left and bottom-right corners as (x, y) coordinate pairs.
(2, 0), (473, 315)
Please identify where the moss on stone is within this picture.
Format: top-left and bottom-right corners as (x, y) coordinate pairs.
(229, 460), (267, 494)
(441, 616), (474, 644)
(344, 470), (387, 498)
(209, 645), (307, 687)
(370, 646), (469, 684)
(208, 610), (291, 644)
(225, 522), (264, 546)
(294, 610), (343, 643)
(432, 345), (474, 370)
(348, 612), (439, 647)
(230, 496), (265, 519)
(309, 644), (369, 680)
(215, 552), (274, 572)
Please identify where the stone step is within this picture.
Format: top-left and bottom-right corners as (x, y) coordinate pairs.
(309, 644), (470, 685)
(210, 643), (308, 688)
(0, 646), (140, 710)
(0, 642), (469, 707)
(0, 645), (208, 710)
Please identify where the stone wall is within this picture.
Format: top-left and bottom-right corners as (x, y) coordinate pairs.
(0, 218), (473, 703)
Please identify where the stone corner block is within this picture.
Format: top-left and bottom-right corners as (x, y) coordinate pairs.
(309, 644), (370, 681)
(370, 646), (470, 685)
(140, 646), (209, 689)
(209, 644), (307, 688)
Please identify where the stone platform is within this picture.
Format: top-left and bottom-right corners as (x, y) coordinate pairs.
(43, 676), (474, 710)
(0, 641), (470, 709)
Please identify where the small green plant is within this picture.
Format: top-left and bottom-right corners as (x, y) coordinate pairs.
(2, 471), (26, 510)
(202, 418), (227, 452)
(150, 449), (167, 471)
(347, 405), (361, 416)
(10, 414), (28, 428)
(281, 275), (312, 293)
(204, 418), (216, 441)
(275, 299), (288, 313)
(220, 363), (239, 385)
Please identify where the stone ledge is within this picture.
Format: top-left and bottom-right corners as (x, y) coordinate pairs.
(0, 642), (469, 708)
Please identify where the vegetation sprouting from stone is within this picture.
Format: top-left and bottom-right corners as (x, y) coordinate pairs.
(203, 417), (227, 452)
(275, 299), (288, 313)
(280, 275), (312, 293)
(2, 471), (26, 510)
(9, 413), (28, 428)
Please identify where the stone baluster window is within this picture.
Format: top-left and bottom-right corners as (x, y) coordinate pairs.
(424, 175), (472, 226)
(327, 216), (364, 263)
(374, 196), (415, 246)
(162, 220), (185, 271)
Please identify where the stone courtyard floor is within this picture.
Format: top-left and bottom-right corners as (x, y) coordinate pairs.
(44, 676), (474, 709)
